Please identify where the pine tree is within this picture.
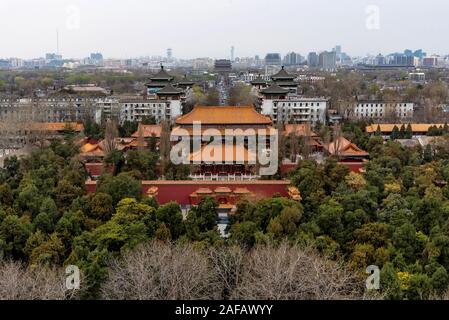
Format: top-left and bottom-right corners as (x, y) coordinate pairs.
(405, 124), (413, 139)
(391, 125), (400, 140)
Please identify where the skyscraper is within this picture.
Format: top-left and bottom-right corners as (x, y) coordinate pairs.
(283, 52), (304, 66)
(307, 52), (319, 68)
(231, 46), (235, 62)
(265, 53), (282, 66)
(334, 45), (342, 56)
(319, 51), (337, 71)
(167, 48), (173, 60)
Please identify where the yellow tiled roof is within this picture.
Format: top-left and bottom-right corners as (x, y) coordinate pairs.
(324, 136), (369, 157)
(176, 106), (272, 125)
(283, 124), (317, 137)
(366, 124), (445, 133)
(131, 124), (162, 138)
(189, 144), (257, 163)
(27, 122), (84, 132)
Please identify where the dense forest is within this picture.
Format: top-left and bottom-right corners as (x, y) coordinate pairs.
(2, 125), (449, 300)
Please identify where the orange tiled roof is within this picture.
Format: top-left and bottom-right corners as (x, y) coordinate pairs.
(233, 187), (251, 194)
(80, 143), (99, 153)
(27, 122), (84, 132)
(195, 188), (214, 194)
(127, 139), (149, 148)
(366, 124), (445, 133)
(283, 124), (318, 137)
(325, 136), (369, 157)
(176, 106), (272, 125)
(171, 126), (276, 137)
(189, 144), (257, 163)
(131, 124), (162, 138)
(215, 187), (232, 193)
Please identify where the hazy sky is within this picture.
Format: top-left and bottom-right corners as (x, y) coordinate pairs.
(1, 0), (448, 59)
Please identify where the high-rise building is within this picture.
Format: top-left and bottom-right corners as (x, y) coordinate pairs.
(374, 54), (386, 65)
(319, 51), (336, 71)
(307, 52), (319, 68)
(423, 56), (438, 67)
(90, 53), (103, 65)
(390, 54), (418, 66)
(334, 45), (342, 56)
(284, 52), (303, 66)
(231, 46), (235, 62)
(167, 48), (173, 60)
(265, 53), (282, 66)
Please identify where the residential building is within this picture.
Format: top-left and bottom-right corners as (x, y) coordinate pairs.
(319, 51), (337, 71)
(0, 96), (101, 123)
(284, 52), (304, 66)
(408, 72), (426, 82)
(423, 56), (438, 67)
(352, 101), (414, 120)
(307, 52), (319, 68)
(265, 53), (282, 66)
(119, 97), (182, 124)
(260, 96), (328, 125)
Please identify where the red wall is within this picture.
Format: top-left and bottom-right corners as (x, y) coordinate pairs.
(86, 180), (291, 205)
(339, 162), (365, 173)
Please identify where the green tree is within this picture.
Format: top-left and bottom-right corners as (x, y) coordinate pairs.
(88, 192), (114, 221)
(229, 221), (258, 247)
(431, 266), (449, 296)
(0, 215), (32, 259)
(391, 125), (400, 140)
(97, 173), (141, 206)
(185, 197), (218, 240)
(380, 262), (402, 300)
(156, 202), (185, 239)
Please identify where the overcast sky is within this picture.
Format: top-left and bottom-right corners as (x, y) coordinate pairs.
(0, 0), (448, 59)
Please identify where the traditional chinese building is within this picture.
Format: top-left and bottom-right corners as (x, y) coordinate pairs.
(171, 106), (276, 180)
(283, 124), (323, 153)
(270, 66), (299, 93)
(146, 66), (175, 94)
(324, 136), (369, 173)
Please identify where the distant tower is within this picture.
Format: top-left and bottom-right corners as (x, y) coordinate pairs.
(231, 46), (235, 62)
(56, 30), (60, 55)
(167, 48), (173, 61)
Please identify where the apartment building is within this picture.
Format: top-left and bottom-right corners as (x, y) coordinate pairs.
(0, 96), (99, 122)
(352, 101), (414, 120)
(261, 97), (328, 125)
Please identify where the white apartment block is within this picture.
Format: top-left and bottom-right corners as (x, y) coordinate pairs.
(261, 97), (328, 125)
(0, 97), (99, 122)
(241, 72), (271, 83)
(353, 101), (414, 120)
(119, 99), (182, 124)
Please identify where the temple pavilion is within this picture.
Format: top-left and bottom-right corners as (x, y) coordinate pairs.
(171, 106), (276, 180)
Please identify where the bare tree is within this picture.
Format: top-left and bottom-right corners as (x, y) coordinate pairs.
(103, 119), (119, 156)
(101, 241), (222, 300)
(208, 245), (245, 300)
(101, 241), (365, 300)
(159, 120), (172, 176)
(230, 243), (364, 300)
(0, 260), (67, 300)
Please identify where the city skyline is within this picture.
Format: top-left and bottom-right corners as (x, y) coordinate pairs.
(1, 0), (449, 60)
